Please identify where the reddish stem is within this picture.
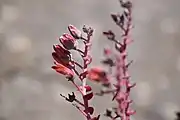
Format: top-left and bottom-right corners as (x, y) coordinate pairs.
(81, 33), (92, 120)
(114, 6), (134, 120)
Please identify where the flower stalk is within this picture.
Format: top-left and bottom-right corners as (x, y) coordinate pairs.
(52, 24), (98, 120)
(88, 0), (135, 120)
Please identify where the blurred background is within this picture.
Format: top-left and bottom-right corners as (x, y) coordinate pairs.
(0, 0), (180, 120)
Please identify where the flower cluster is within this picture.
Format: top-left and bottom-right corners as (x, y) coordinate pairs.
(52, 25), (100, 120)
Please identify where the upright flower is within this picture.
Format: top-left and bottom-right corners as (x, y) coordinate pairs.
(59, 33), (77, 50)
(52, 44), (75, 79)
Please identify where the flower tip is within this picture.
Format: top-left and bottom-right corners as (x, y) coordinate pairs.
(51, 65), (59, 71)
(68, 24), (82, 39)
(59, 33), (76, 50)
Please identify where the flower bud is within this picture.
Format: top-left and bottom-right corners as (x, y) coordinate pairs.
(68, 24), (82, 39)
(59, 33), (76, 50)
(52, 45), (73, 67)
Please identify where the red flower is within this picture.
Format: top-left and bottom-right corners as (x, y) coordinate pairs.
(59, 33), (76, 50)
(87, 67), (107, 82)
(52, 44), (73, 67)
(68, 24), (82, 39)
(52, 62), (74, 78)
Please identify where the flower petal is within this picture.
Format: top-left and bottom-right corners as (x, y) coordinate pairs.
(59, 33), (76, 50)
(52, 64), (74, 78)
(52, 52), (70, 66)
(53, 44), (70, 56)
(87, 67), (107, 82)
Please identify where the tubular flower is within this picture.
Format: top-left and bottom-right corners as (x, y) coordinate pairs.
(59, 33), (76, 50)
(68, 24), (82, 39)
(52, 44), (74, 68)
(87, 67), (108, 82)
(52, 62), (74, 79)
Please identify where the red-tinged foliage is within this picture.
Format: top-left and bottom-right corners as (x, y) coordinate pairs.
(52, 63), (74, 78)
(68, 24), (82, 39)
(59, 33), (76, 50)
